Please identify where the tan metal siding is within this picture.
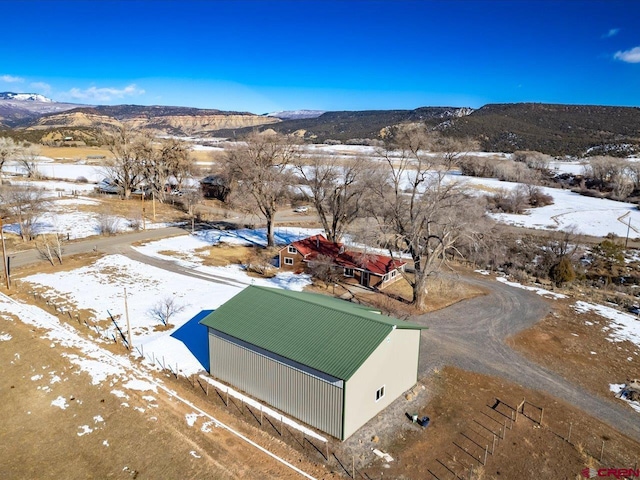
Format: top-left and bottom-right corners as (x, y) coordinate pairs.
(343, 328), (420, 439)
(208, 330), (344, 438)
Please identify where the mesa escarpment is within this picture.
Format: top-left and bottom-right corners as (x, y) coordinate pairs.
(23, 109), (280, 137)
(125, 113), (280, 135)
(27, 111), (121, 130)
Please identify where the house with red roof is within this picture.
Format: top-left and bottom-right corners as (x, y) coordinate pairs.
(279, 234), (406, 289)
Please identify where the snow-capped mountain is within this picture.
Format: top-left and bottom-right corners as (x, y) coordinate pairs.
(267, 110), (326, 120)
(0, 92), (54, 103)
(0, 92), (86, 127)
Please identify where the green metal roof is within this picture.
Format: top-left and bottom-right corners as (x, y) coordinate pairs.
(199, 286), (425, 381)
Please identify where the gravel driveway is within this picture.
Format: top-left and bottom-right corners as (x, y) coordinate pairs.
(412, 274), (640, 441)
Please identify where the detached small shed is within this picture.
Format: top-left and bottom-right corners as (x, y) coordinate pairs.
(199, 286), (424, 440)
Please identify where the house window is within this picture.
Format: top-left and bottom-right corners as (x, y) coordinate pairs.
(390, 270), (397, 278)
(375, 386), (385, 402)
(344, 268), (354, 277)
(287, 246), (297, 254)
(284, 257), (294, 265)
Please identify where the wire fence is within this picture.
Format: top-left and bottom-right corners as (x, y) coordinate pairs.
(427, 396), (640, 480)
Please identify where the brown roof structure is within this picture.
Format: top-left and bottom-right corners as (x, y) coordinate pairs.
(286, 234), (405, 276)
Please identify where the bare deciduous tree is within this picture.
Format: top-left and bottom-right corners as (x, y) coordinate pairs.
(0, 137), (19, 176)
(368, 126), (484, 309)
(36, 234), (63, 265)
(295, 155), (366, 243)
(224, 132), (299, 246)
(0, 184), (49, 240)
(101, 125), (148, 199)
(307, 254), (342, 285)
(18, 144), (41, 178)
(148, 296), (186, 327)
(141, 137), (195, 202)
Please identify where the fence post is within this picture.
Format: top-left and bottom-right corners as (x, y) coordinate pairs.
(600, 440), (605, 462)
(539, 408), (544, 426)
(492, 433), (497, 454)
(567, 423), (572, 443)
(483, 444), (488, 465)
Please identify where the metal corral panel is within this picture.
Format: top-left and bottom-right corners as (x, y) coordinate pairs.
(209, 329), (344, 439)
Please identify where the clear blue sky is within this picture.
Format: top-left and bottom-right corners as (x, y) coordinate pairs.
(1, 0), (638, 113)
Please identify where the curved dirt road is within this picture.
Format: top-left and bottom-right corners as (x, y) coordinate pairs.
(413, 275), (640, 442)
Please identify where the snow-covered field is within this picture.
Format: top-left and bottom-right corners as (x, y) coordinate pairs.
(471, 177), (640, 238)
(5, 147), (640, 240)
(21, 227), (318, 376)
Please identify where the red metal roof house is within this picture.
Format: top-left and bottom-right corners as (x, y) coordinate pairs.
(279, 234), (406, 289)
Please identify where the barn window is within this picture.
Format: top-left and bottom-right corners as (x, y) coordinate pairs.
(284, 257), (294, 265)
(344, 268), (354, 277)
(375, 386), (385, 402)
(288, 246), (297, 254)
(390, 270), (396, 278)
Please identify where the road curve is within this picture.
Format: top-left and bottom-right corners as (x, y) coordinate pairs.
(412, 275), (640, 442)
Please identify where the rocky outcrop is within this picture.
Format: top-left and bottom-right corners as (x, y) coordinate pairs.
(24, 110), (279, 137)
(28, 111), (121, 130)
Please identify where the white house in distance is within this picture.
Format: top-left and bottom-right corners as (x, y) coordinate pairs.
(199, 286), (424, 440)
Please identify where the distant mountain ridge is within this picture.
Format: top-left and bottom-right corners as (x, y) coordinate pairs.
(0, 91), (85, 128)
(447, 103), (640, 156)
(217, 106), (474, 142)
(1, 92), (639, 156)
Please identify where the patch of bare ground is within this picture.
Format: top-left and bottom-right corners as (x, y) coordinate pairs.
(0, 315), (335, 480)
(509, 298), (640, 407)
(337, 274), (488, 317)
(359, 367), (640, 480)
(199, 244), (256, 267)
(92, 194), (189, 224)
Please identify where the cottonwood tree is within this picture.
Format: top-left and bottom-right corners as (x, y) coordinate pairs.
(141, 137), (194, 202)
(294, 155), (366, 242)
(0, 137), (19, 176)
(18, 144), (41, 178)
(367, 125), (484, 309)
(0, 184), (49, 240)
(101, 125), (148, 199)
(224, 132), (299, 247)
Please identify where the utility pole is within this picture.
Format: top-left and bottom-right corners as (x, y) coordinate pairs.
(141, 191), (146, 230)
(625, 216), (631, 248)
(0, 218), (9, 289)
(124, 288), (133, 350)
